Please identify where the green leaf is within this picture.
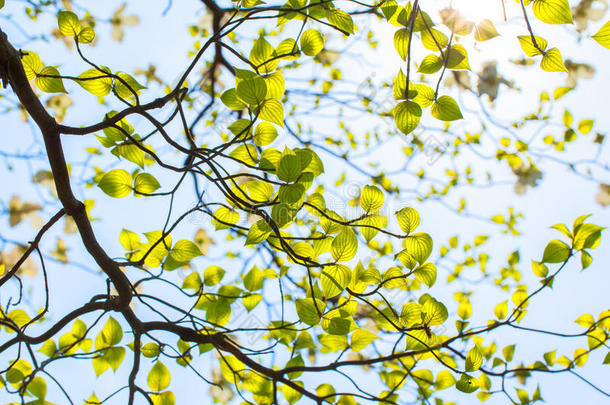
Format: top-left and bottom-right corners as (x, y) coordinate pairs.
(532, 261), (549, 277)
(133, 173), (160, 196)
(114, 73), (146, 99)
(403, 232), (433, 263)
(212, 207), (240, 230)
(147, 361), (171, 392)
(295, 298), (324, 326)
(474, 19), (499, 41)
(243, 266), (264, 291)
(394, 101), (422, 135)
(6, 309), (31, 331)
(21, 51), (43, 81)
(360, 185), (384, 213)
(229, 144), (258, 166)
(300, 29), (325, 56)
(578, 120), (594, 134)
(170, 240), (202, 262)
(541, 239), (571, 263)
(350, 329), (378, 352)
(541, 48), (567, 72)
(204, 266), (225, 286)
(431, 96), (463, 121)
(141, 342), (161, 358)
(445, 44), (470, 70)
(98, 169), (132, 198)
(245, 220), (272, 245)
(38, 340), (57, 357)
(465, 346), (483, 371)
(413, 83), (436, 107)
(26, 376), (46, 399)
(276, 38), (300, 60)
(151, 391), (175, 405)
(236, 75), (267, 105)
(533, 0), (573, 25)
(395, 207), (420, 233)
(278, 148), (301, 182)
(77, 67), (113, 97)
(573, 223), (604, 250)
(414, 262), (437, 287)
(456, 374), (479, 393)
(258, 98), (284, 126)
(518, 35), (548, 57)
(393, 69), (417, 100)
(221, 88), (247, 110)
(421, 297), (448, 326)
(435, 370), (456, 390)
(249, 36), (278, 73)
(242, 293), (262, 311)
(282, 381), (304, 404)
(245, 180), (273, 202)
(95, 316), (123, 350)
(35, 66), (67, 93)
(219, 355), (245, 383)
(327, 8), (354, 34)
(321, 264), (351, 298)
(592, 21), (610, 49)
(358, 214), (387, 243)
(393, 28), (411, 60)
(57, 10), (81, 36)
(421, 28), (448, 51)
(264, 71), (285, 99)
(254, 122), (278, 146)
(77, 26), (95, 43)
(581, 250), (593, 269)
(503, 344), (516, 361)
(331, 229), (358, 262)
(418, 54), (443, 73)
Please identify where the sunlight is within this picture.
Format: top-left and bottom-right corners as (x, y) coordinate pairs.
(438, 0), (507, 23)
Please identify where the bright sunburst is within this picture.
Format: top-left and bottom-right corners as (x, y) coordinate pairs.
(442, 0), (506, 22)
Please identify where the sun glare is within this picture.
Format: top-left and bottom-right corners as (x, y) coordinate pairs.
(443, 0), (506, 23)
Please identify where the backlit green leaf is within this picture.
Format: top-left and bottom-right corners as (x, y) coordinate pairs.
(541, 48), (567, 72)
(35, 66), (67, 93)
(147, 361), (170, 392)
(541, 239), (571, 263)
(431, 96), (463, 121)
(592, 21), (610, 49)
(98, 169), (132, 198)
(394, 101), (422, 135)
(300, 29), (325, 56)
(533, 0), (573, 25)
(57, 10), (81, 36)
(133, 173), (160, 196)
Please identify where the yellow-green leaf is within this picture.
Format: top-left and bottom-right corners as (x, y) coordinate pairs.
(394, 101), (422, 135)
(57, 10), (81, 36)
(98, 169), (132, 198)
(533, 0), (573, 25)
(540, 48), (567, 72)
(35, 66), (67, 93)
(300, 29), (324, 56)
(360, 185), (384, 213)
(147, 361), (170, 392)
(592, 21), (610, 49)
(474, 19), (499, 41)
(133, 173), (160, 196)
(431, 95), (463, 121)
(518, 35), (548, 57)
(258, 98), (284, 126)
